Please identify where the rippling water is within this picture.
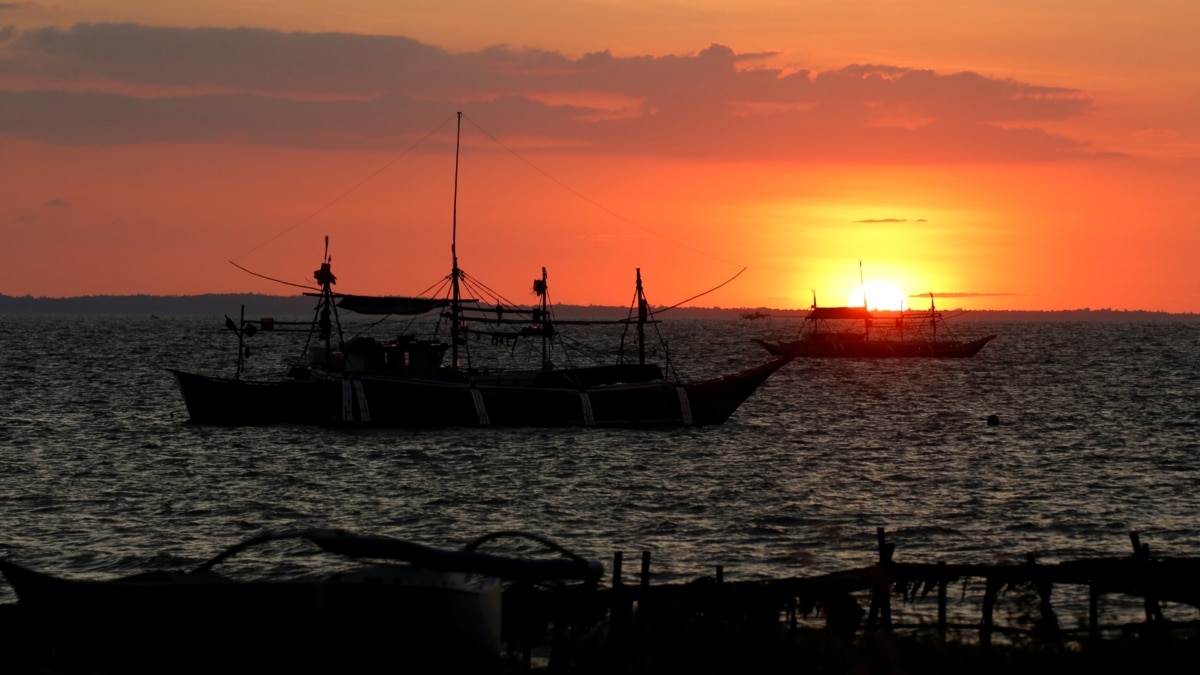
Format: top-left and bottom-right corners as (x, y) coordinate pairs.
(2, 314), (1199, 603)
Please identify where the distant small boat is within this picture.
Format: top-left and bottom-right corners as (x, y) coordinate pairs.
(0, 529), (601, 670)
(753, 294), (995, 358)
(740, 311), (771, 320)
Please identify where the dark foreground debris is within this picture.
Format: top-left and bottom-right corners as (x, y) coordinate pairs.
(3, 530), (1198, 674)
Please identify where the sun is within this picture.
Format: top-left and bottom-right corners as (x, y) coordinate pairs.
(848, 281), (908, 311)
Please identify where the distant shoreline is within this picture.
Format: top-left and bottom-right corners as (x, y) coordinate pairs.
(0, 293), (1195, 320)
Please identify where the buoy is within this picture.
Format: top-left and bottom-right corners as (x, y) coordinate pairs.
(986, 414), (1000, 427)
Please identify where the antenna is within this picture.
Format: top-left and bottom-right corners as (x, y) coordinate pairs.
(452, 112), (461, 269)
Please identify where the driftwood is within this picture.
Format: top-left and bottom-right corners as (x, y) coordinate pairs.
(585, 529), (1200, 652)
(499, 530), (1200, 672)
(3, 529), (1196, 673)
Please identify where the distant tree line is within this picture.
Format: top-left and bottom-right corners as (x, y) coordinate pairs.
(0, 294), (315, 316)
(0, 294), (1194, 320)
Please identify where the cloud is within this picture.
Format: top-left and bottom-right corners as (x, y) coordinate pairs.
(45, 197), (68, 207)
(0, 22), (1111, 162)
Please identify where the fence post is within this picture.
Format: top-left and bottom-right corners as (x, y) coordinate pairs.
(937, 561), (948, 645)
(980, 576), (999, 648)
(610, 551), (629, 642)
(868, 528), (893, 631)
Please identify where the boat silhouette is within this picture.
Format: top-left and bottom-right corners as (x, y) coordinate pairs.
(172, 114), (791, 426)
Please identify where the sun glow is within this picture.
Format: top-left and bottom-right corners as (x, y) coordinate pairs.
(848, 281), (908, 311)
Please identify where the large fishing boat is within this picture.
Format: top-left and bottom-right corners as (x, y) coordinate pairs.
(752, 295), (995, 358)
(171, 114), (791, 426)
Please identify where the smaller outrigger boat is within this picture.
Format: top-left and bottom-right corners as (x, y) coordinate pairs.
(0, 529), (602, 671)
(753, 294), (995, 358)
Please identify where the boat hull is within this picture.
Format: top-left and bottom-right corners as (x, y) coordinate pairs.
(0, 559), (502, 670)
(171, 356), (792, 427)
(753, 334), (995, 358)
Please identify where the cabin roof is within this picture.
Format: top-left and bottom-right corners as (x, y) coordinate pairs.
(809, 306), (873, 320)
(335, 295), (449, 315)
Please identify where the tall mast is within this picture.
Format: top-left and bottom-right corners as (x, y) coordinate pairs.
(636, 269), (647, 366)
(535, 267), (550, 370)
(235, 304), (246, 380)
(451, 111), (462, 368)
(313, 235), (340, 362)
(859, 260), (869, 339)
(929, 292), (937, 343)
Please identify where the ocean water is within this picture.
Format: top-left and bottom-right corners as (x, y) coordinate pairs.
(1, 314), (1199, 606)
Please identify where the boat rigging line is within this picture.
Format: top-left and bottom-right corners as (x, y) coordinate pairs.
(228, 260), (321, 292)
(461, 113), (747, 272)
(228, 113), (458, 264)
(227, 111), (750, 317)
(649, 266), (747, 315)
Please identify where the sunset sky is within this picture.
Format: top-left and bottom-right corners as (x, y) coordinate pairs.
(2, 1), (1197, 311)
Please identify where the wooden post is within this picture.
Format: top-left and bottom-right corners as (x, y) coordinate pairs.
(876, 527), (895, 564)
(937, 561), (948, 645)
(610, 551), (629, 642)
(875, 528), (892, 628)
(549, 581), (566, 669)
(1028, 553), (1061, 645)
(980, 577), (999, 648)
(637, 551), (651, 624)
(715, 564), (725, 627)
(1130, 531), (1164, 626)
(1088, 582), (1100, 642)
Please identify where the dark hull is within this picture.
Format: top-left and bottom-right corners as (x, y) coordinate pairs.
(753, 334), (996, 358)
(0, 559), (502, 670)
(171, 356), (792, 427)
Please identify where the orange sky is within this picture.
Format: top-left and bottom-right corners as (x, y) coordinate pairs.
(2, 1), (1198, 311)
